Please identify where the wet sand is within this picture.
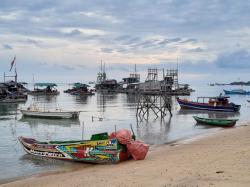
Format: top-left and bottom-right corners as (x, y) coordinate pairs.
(2, 124), (250, 187)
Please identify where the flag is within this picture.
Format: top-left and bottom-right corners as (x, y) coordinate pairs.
(9, 56), (16, 72)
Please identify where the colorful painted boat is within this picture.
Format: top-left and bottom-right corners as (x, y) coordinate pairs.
(19, 132), (130, 164)
(223, 89), (250, 95)
(177, 96), (241, 112)
(193, 116), (238, 127)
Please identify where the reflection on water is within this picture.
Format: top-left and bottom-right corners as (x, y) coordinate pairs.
(0, 103), (19, 116)
(136, 117), (172, 145)
(177, 109), (240, 119)
(19, 117), (80, 127)
(32, 95), (58, 103)
(75, 95), (89, 104)
(1, 84), (250, 182)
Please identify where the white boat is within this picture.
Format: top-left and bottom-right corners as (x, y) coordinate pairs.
(20, 105), (80, 119)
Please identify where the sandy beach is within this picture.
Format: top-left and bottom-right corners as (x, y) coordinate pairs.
(2, 124), (250, 187)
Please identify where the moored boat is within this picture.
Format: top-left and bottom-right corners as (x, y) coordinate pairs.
(177, 96), (241, 112)
(223, 89), (250, 95)
(193, 116), (238, 127)
(18, 133), (129, 164)
(19, 129), (149, 163)
(0, 82), (28, 103)
(20, 105), (80, 119)
(64, 83), (94, 96)
(29, 83), (59, 96)
(0, 94), (27, 103)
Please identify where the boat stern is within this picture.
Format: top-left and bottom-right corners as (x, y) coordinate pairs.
(234, 104), (241, 112)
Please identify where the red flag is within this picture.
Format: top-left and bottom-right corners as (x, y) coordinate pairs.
(9, 56), (16, 72)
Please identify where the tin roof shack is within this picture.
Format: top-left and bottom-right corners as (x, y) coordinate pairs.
(138, 68), (169, 95)
(119, 73), (140, 94)
(137, 68), (192, 95)
(95, 79), (121, 93)
(95, 62), (121, 93)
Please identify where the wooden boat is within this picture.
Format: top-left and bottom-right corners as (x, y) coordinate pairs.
(193, 116), (238, 127)
(0, 82), (28, 103)
(177, 96), (241, 112)
(29, 83), (59, 96)
(223, 89), (250, 95)
(18, 132), (130, 164)
(20, 105), (80, 119)
(0, 94), (27, 103)
(64, 83), (94, 96)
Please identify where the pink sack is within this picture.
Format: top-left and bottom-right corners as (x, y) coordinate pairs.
(115, 129), (133, 145)
(127, 141), (149, 160)
(109, 132), (117, 139)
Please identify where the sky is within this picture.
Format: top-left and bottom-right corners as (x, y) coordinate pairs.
(1, 0), (250, 84)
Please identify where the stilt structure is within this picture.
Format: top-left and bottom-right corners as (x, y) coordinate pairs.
(163, 69), (178, 89)
(146, 68), (158, 82)
(4, 72), (17, 83)
(96, 61), (106, 84)
(136, 93), (172, 121)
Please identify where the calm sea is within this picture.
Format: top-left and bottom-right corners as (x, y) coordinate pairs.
(0, 83), (250, 182)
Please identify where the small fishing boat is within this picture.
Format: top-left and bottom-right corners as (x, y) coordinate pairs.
(193, 116), (238, 127)
(223, 89), (250, 95)
(64, 83), (94, 96)
(18, 132), (130, 164)
(20, 105), (80, 119)
(29, 83), (59, 96)
(0, 82), (28, 103)
(177, 96), (241, 112)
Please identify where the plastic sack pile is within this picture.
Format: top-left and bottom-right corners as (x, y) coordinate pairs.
(109, 129), (149, 160)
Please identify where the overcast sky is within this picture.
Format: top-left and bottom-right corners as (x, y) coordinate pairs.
(1, 0), (250, 83)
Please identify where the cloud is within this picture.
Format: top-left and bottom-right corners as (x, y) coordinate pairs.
(215, 49), (250, 69)
(2, 44), (13, 50)
(0, 0), (250, 83)
(188, 47), (204, 52)
(25, 38), (43, 47)
(66, 29), (82, 36)
(101, 48), (114, 53)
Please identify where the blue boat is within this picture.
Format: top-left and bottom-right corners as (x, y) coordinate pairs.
(223, 89), (250, 95)
(177, 96), (241, 112)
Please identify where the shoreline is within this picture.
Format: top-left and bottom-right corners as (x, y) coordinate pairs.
(2, 123), (250, 187)
(0, 123), (222, 185)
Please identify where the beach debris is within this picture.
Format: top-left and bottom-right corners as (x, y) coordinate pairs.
(91, 115), (103, 122)
(216, 171), (224, 174)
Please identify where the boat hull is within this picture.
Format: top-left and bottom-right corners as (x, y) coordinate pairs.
(193, 116), (238, 127)
(28, 92), (60, 96)
(18, 136), (128, 164)
(0, 98), (27, 103)
(224, 89), (250, 95)
(20, 110), (80, 119)
(177, 98), (241, 112)
(0, 95), (27, 103)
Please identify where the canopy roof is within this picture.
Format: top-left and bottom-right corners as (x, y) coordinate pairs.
(73, 83), (89, 88)
(34, 83), (57, 87)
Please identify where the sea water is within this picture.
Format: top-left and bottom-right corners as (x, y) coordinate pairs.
(0, 83), (250, 182)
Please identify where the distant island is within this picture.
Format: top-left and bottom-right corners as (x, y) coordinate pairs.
(210, 81), (250, 86)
